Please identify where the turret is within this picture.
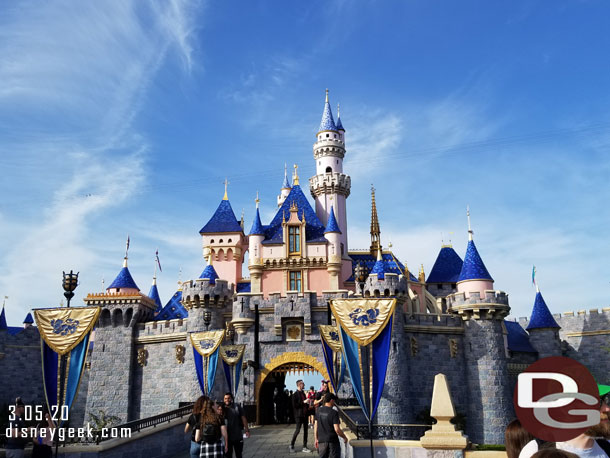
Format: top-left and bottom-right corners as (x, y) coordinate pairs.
(148, 276), (163, 316)
(370, 186), (381, 254)
(199, 181), (247, 287)
(277, 165), (292, 207)
(324, 206), (342, 290)
(526, 285), (561, 358)
(107, 257), (140, 295)
(249, 194), (265, 293)
(23, 313), (34, 329)
(456, 208), (493, 298)
(427, 244), (463, 298)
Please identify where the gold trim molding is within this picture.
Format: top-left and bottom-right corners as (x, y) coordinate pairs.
(135, 333), (187, 344)
(565, 329), (610, 337)
(404, 325), (464, 335)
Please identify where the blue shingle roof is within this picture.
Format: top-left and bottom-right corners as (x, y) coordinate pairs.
(0, 306), (7, 330)
(319, 99), (337, 133)
(324, 206), (341, 234)
(200, 199), (243, 234)
(427, 246), (463, 284)
(457, 240), (493, 282)
(199, 264), (219, 284)
(148, 283), (163, 314)
(23, 312), (34, 324)
(504, 321), (537, 353)
(261, 185), (326, 245)
(236, 282), (251, 293)
(349, 252), (419, 282)
(336, 115), (344, 131)
(371, 255), (392, 280)
(108, 266), (139, 290)
(249, 208), (265, 236)
(155, 290), (187, 321)
(282, 173), (291, 189)
(527, 292), (560, 330)
(7, 326), (23, 335)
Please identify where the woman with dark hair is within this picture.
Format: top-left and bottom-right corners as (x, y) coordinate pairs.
(186, 396), (207, 458)
(505, 419), (535, 458)
(32, 409), (55, 458)
(196, 397), (228, 458)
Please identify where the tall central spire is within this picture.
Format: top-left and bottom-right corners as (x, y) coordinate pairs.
(370, 185), (381, 254)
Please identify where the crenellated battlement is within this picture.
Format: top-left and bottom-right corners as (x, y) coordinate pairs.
(181, 278), (234, 310)
(404, 313), (464, 328)
(140, 317), (189, 336)
(309, 173), (351, 198)
(517, 307), (610, 331)
(363, 272), (408, 298)
(446, 290), (510, 320)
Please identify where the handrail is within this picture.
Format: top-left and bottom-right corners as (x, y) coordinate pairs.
(337, 405), (431, 440)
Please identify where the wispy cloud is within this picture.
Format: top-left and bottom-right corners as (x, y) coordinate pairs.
(0, 0), (202, 323)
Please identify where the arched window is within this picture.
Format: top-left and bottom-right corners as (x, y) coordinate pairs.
(325, 167), (332, 173)
(219, 239), (223, 243)
(228, 239), (232, 243)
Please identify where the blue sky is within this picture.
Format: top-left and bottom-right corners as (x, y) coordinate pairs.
(1, 0), (610, 325)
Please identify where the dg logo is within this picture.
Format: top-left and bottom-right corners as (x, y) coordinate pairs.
(514, 356), (600, 442)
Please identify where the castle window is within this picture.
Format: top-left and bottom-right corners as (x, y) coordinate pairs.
(219, 239), (223, 243)
(289, 271), (302, 292)
(325, 167), (332, 173)
(326, 134), (329, 138)
(341, 243), (344, 256)
(438, 284), (444, 290)
(334, 134), (337, 138)
(336, 160), (338, 164)
(228, 239), (232, 243)
(289, 226), (301, 254)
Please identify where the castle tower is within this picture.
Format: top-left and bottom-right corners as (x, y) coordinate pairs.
(248, 194), (265, 293)
(526, 286), (561, 358)
(277, 164), (292, 207)
(84, 254), (157, 422)
(199, 181), (247, 287)
(456, 208), (494, 297)
(309, 90), (351, 262)
(324, 206), (342, 290)
(427, 244), (464, 299)
(447, 213), (511, 445)
(147, 276), (163, 316)
(370, 186), (381, 254)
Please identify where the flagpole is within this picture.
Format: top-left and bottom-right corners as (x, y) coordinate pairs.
(368, 343), (374, 458)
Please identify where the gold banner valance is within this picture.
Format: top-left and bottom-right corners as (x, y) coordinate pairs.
(330, 299), (397, 346)
(319, 325), (342, 353)
(190, 330), (225, 357)
(219, 344), (245, 365)
(34, 307), (101, 355)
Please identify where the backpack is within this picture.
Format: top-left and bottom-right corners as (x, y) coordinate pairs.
(201, 423), (220, 444)
(535, 438), (610, 457)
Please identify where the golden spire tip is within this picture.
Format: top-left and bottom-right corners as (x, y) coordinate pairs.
(223, 178), (229, 200)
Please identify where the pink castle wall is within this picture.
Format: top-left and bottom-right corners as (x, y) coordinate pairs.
(308, 268), (329, 295)
(213, 248), (242, 287)
(261, 270), (284, 296)
(457, 279), (494, 298)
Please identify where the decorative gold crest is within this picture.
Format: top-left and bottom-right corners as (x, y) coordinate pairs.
(219, 344), (245, 365)
(137, 348), (148, 367)
(319, 325), (342, 353)
(175, 345), (185, 364)
(286, 324), (302, 341)
(449, 339), (458, 358)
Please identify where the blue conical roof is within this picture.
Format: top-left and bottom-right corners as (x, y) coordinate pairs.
(249, 208), (265, 236)
(148, 283), (163, 314)
(23, 312), (34, 324)
(427, 246), (463, 283)
(336, 115), (344, 131)
(155, 290), (188, 321)
(371, 252), (391, 280)
(282, 173), (291, 189)
(0, 306), (7, 330)
(324, 206), (342, 234)
(527, 291), (560, 330)
(199, 264), (219, 284)
(108, 264), (139, 290)
(200, 199), (243, 234)
(318, 95), (337, 133)
(457, 240), (493, 282)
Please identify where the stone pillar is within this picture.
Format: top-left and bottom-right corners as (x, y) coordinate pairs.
(528, 328), (562, 359)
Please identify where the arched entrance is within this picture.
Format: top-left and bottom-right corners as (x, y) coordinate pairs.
(255, 352), (330, 424)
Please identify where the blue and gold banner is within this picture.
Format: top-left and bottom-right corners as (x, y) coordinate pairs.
(220, 344), (245, 397)
(191, 330), (225, 395)
(319, 325), (344, 392)
(34, 306), (100, 424)
(330, 299), (396, 421)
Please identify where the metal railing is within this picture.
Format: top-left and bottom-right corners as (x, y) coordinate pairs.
(337, 406), (431, 440)
(65, 403), (194, 445)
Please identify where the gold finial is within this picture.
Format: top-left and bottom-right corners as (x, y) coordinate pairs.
(282, 211), (286, 223)
(223, 178), (229, 200)
(418, 264), (426, 283)
(290, 201), (298, 212)
(325, 88), (329, 103)
(467, 205), (473, 241)
(388, 241), (393, 249)
(293, 164), (299, 185)
(377, 248), (383, 261)
(255, 191), (260, 209)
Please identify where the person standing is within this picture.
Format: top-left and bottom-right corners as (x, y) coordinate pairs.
(32, 409), (55, 458)
(307, 386), (316, 428)
(290, 380), (312, 453)
(314, 393), (347, 458)
(195, 397), (228, 458)
(6, 398), (28, 458)
(313, 381), (329, 410)
(186, 396), (207, 458)
(223, 393), (250, 458)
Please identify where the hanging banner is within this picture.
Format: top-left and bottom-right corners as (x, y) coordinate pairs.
(34, 306), (100, 424)
(319, 325), (344, 392)
(191, 330), (225, 395)
(330, 299), (396, 421)
(220, 344), (245, 397)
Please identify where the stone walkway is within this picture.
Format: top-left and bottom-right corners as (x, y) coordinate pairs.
(174, 424), (319, 458)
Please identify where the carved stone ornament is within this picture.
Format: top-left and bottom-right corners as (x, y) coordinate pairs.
(410, 337), (418, 356)
(286, 324), (302, 342)
(137, 348), (148, 367)
(175, 345), (186, 364)
(449, 339), (458, 358)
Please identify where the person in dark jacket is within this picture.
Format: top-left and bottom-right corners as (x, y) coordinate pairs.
(289, 380), (312, 453)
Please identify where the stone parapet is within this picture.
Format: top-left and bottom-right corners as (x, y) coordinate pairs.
(309, 172), (351, 198)
(181, 278), (234, 310)
(447, 290), (509, 320)
(364, 273), (408, 298)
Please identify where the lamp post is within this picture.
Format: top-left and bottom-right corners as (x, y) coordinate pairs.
(203, 309), (212, 330)
(55, 270), (79, 458)
(226, 323), (235, 343)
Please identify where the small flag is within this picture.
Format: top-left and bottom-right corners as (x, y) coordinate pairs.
(156, 249), (162, 273)
(532, 265), (536, 287)
(125, 235), (130, 258)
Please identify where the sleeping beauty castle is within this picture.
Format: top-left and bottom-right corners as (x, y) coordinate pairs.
(2, 90), (609, 446)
